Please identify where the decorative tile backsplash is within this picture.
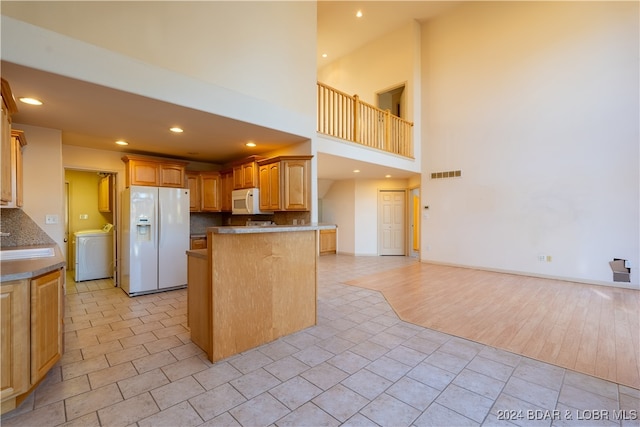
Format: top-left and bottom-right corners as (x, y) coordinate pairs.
(0, 209), (56, 247)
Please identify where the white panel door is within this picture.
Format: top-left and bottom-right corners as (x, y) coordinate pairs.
(379, 190), (406, 256)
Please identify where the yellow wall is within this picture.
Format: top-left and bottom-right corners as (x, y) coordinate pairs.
(65, 169), (113, 268)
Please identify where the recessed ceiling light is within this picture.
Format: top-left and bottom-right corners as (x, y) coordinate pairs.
(169, 127), (183, 133)
(385, 174), (392, 178)
(322, 53), (328, 58)
(356, 10), (363, 18)
(246, 142), (256, 147)
(19, 97), (43, 106)
(353, 169), (360, 173)
(115, 140), (128, 146)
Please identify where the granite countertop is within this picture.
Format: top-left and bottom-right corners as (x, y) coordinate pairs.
(207, 223), (337, 235)
(1, 244), (66, 282)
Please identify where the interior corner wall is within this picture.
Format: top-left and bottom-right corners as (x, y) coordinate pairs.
(420, 1), (639, 286)
(13, 124), (65, 248)
(318, 22), (416, 116)
(321, 179), (356, 255)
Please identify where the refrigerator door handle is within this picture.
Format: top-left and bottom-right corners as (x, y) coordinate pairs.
(157, 199), (161, 248)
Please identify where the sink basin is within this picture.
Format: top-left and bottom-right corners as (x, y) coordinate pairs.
(1, 247), (55, 261)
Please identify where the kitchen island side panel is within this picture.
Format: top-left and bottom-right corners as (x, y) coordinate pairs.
(208, 230), (317, 362)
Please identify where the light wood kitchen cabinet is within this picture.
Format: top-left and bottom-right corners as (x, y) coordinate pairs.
(186, 171), (222, 212)
(259, 161), (280, 211)
(319, 228), (337, 255)
(1, 79), (25, 209)
(1, 79), (18, 207)
(98, 175), (112, 212)
(186, 172), (200, 212)
(1, 267), (64, 414)
(232, 156), (263, 190)
(200, 172), (221, 212)
(190, 236), (207, 250)
(122, 155), (187, 188)
(220, 169), (233, 212)
(159, 162), (187, 188)
(0, 280), (29, 404)
(30, 270), (63, 383)
(257, 156), (312, 211)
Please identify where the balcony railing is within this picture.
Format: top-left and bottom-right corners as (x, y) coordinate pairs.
(317, 82), (414, 158)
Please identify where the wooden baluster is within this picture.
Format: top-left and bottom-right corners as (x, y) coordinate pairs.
(353, 94), (359, 143)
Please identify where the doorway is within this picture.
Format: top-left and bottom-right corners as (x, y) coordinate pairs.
(377, 84), (405, 118)
(378, 189), (406, 256)
(64, 169), (118, 286)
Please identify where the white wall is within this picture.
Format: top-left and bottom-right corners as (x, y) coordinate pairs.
(321, 178), (410, 256)
(13, 124), (65, 248)
(317, 21), (422, 170)
(421, 2), (639, 286)
(321, 180), (356, 255)
(2, 1), (316, 117)
(355, 179), (409, 256)
(1, 3), (316, 141)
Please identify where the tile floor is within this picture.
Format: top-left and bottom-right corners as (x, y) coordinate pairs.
(2, 255), (639, 426)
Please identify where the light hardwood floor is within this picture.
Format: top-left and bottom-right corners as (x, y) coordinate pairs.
(346, 262), (640, 389)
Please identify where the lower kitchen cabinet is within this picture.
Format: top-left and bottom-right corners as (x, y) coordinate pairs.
(319, 228), (337, 255)
(1, 268), (64, 414)
(0, 280), (29, 404)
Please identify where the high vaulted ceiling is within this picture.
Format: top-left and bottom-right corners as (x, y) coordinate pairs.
(2, 1), (456, 179)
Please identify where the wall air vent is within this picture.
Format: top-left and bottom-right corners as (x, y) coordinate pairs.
(431, 170), (462, 179)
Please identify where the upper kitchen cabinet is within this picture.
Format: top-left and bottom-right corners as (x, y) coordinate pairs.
(186, 171), (201, 212)
(98, 175), (112, 213)
(200, 172), (221, 212)
(232, 156), (263, 190)
(220, 169), (233, 212)
(1, 79), (26, 208)
(122, 155), (187, 188)
(186, 171), (222, 212)
(257, 156), (312, 211)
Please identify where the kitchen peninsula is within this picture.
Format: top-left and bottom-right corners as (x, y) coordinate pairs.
(187, 223), (335, 362)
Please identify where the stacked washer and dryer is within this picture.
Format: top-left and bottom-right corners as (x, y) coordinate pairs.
(74, 224), (113, 282)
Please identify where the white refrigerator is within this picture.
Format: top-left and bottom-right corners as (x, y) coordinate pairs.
(121, 186), (190, 296)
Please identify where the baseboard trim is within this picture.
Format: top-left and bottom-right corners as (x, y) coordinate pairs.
(420, 260), (639, 290)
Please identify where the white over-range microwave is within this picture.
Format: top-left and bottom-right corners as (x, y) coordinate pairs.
(231, 188), (273, 215)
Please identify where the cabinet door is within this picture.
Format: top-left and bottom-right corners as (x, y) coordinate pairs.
(220, 170), (233, 212)
(319, 229), (337, 255)
(98, 175), (111, 212)
(159, 163), (185, 188)
(1, 99), (11, 205)
(128, 160), (159, 186)
(242, 163), (256, 188)
(186, 172), (200, 212)
(201, 173), (221, 212)
(283, 159), (310, 211)
(31, 269), (63, 384)
(190, 237), (207, 250)
(258, 164), (271, 211)
(0, 280), (29, 401)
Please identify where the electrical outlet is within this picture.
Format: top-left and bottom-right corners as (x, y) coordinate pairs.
(80, 214), (88, 220)
(537, 254), (546, 262)
(546, 255), (552, 262)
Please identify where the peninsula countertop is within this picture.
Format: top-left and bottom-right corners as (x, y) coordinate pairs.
(0, 244), (66, 282)
(207, 223), (336, 235)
